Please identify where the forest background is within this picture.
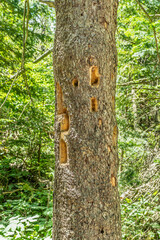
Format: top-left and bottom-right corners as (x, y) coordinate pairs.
(0, 0), (159, 239)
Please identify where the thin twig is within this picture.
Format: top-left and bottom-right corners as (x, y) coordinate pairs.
(150, 14), (160, 18)
(10, 69), (24, 79)
(117, 78), (149, 86)
(0, 73), (20, 109)
(18, 100), (31, 119)
(23, 72), (34, 105)
(3, 189), (21, 195)
(21, 0), (27, 69)
(25, 0), (30, 43)
(133, 87), (160, 91)
(33, 47), (53, 63)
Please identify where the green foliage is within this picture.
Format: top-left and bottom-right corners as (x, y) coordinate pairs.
(0, 187), (53, 239)
(0, 0), (55, 180)
(0, 0), (55, 239)
(0, 0), (159, 239)
(117, 0), (160, 239)
(121, 194), (160, 240)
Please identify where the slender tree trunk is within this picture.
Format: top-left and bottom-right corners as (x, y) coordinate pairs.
(132, 88), (138, 130)
(53, 0), (121, 239)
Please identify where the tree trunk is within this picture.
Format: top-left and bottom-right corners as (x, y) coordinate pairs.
(53, 0), (121, 239)
(131, 88), (138, 130)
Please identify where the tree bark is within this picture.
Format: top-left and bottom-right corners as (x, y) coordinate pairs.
(53, 0), (121, 239)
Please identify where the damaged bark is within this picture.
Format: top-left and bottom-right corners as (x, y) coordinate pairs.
(53, 0), (121, 239)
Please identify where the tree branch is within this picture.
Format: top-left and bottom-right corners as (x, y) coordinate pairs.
(39, 0), (55, 8)
(33, 47), (53, 63)
(0, 46), (53, 109)
(0, 63), (26, 109)
(133, 87), (160, 91)
(150, 14), (160, 18)
(0, 76), (17, 109)
(10, 69), (25, 79)
(25, 0), (30, 43)
(117, 78), (149, 86)
(23, 72), (34, 105)
(21, 0), (27, 69)
(18, 100), (31, 120)
(135, 0), (160, 63)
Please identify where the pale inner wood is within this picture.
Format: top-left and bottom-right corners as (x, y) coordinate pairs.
(90, 66), (100, 87)
(60, 112), (69, 132)
(57, 82), (66, 114)
(60, 139), (67, 164)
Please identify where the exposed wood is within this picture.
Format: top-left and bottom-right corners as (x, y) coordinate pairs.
(53, 0), (121, 239)
(90, 66), (100, 87)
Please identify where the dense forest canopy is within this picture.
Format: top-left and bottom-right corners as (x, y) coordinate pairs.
(0, 0), (159, 239)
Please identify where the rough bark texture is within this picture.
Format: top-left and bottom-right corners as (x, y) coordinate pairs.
(53, 0), (121, 239)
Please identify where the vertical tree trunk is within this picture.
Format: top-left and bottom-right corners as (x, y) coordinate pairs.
(132, 88), (138, 130)
(53, 0), (121, 239)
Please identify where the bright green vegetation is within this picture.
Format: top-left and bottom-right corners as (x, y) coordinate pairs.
(0, 0), (55, 239)
(0, 0), (159, 239)
(117, 1), (160, 239)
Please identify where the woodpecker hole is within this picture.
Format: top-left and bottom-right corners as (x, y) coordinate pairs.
(104, 22), (108, 29)
(72, 78), (79, 87)
(60, 112), (69, 132)
(112, 125), (118, 147)
(107, 145), (111, 153)
(90, 66), (100, 86)
(57, 83), (66, 114)
(111, 73), (114, 81)
(91, 97), (98, 112)
(112, 96), (115, 111)
(98, 118), (102, 128)
(100, 228), (104, 234)
(101, 228), (104, 234)
(111, 174), (116, 187)
(60, 139), (67, 164)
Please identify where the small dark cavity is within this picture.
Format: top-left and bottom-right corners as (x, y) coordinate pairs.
(100, 228), (104, 234)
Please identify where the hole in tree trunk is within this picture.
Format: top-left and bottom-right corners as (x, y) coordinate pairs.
(90, 97), (98, 112)
(100, 228), (104, 234)
(72, 78), (79, 87)
(98, 118), (102, 128)
(60, 139), (67, 164)
(90, 66), (100, 87)
(60, 112), (69, 131)
(111, 174), (116, 187)
(112, 125), (118, 146)
(112, 96), (115, 112)
(57, 83), (66, 114)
